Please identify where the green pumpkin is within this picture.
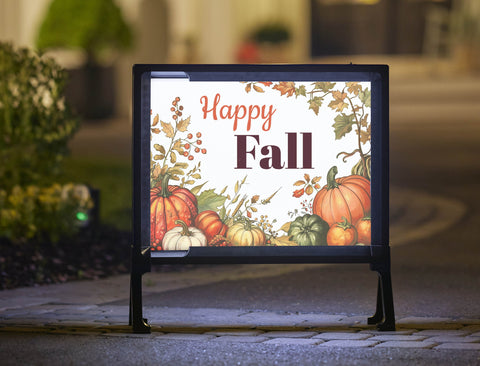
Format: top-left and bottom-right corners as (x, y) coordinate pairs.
(288, 214), (329, 246)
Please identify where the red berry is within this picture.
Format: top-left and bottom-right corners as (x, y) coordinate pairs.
(178, 112), (182, 116)
(184, 143), (190, 149)
(183, 151), (188, 157)
(197, 140), (202, 145)
(175, 97), (180, 101)
(188, 155), (194, 161)
(179, 106), (184, 110)
(187, 133), (193, 139)
(201, 148), (206, 154)
(194, 147), (200, 153)
(170, 107), (175, 112)
(196, 132), (202, 138)
(173, 115), (178, 120)
(172, 101), (177, 106)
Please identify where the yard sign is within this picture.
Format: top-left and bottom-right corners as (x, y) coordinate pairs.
(131, 64), (394, 333)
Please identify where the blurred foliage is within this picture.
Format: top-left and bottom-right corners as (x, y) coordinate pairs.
(251, 23), (291, 44)
(0, 42), (79, 190)
(36, 0), (133, 64)
(60, 157), (132, 231)
(0, 183), (93, 244)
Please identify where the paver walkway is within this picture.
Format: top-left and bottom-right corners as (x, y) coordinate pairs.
(1, 304), (480, 351)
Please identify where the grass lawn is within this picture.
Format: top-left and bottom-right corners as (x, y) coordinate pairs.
(60, 156), (132, 231)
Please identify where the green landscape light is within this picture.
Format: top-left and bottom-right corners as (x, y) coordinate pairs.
(76, 211), (89, 222)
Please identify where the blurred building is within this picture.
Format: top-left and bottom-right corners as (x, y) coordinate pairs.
(0, 0), (478, 118)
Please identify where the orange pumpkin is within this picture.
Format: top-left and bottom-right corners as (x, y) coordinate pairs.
(313, 166), (370, 227)
(195, 210), (228, 244)
(326, 217), (358, 246)
(150, 173), (198, 250)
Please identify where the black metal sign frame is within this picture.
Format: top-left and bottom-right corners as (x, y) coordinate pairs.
(130, 64), (394, 333)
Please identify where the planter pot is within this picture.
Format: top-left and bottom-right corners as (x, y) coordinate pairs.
(65, 64), (115, 119)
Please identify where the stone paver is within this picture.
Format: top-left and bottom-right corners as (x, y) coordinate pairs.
(319, 340), (379, 348)
(368, 335), (428, 342)
(264, 338), (323, 346)
(204, 329), (264, 337)
(314, 332), (372, 341)
(425, 336), (480, 343)
(1, 302), (480, 351)
(262, 331), (318, 338)
(435, 343), (480, 350)
(414, 329), (472, 336)
(213, 335), (269, 343)
(375, 341), (437, 349)
(156, 333), (216, 341)
(396, 317), (461, 330)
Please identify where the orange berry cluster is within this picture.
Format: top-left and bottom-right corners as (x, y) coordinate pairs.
(182, 131), (206, 160)
(170, 96), (184, 120)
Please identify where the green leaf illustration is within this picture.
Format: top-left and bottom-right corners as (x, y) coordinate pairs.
(359, 88), (371, 107)
(190, 181), (208, 195)
(313, 82), (335, 92)
(295, 85), (307, 98)
(197, 189), (227, 212)
(333, 113), (355, 140)
(309, 96), (324, 115)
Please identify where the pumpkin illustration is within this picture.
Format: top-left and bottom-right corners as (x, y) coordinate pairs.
(327, 217), (358, 246)
(162, 220), (207, 250)
(226, 219), (265, 247)
(355, 216), (371, 245)
(288, 214), (329, 246)
(313, 166), (370, 227)
(151, 173), (198, 250)
(195, 210), (228, 244)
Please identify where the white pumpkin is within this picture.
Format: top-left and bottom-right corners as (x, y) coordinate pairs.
(162, 220), (207, 250)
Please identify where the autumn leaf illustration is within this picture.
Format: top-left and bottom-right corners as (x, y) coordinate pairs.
(161, 120), (175, 138)
(295, 85), (307, 98)
(293, 188), (305, 198)
(292, 174), (321, 198)
(328, 91), (349, 112)
(313, 82), (335, 92)
(346, 82), (362, 96)
(333, 113), (355, 140)
(152, 114), (159, 126)
(309, 96), (324, 115)
(273, 82), (296, 97)
(176, 116), (191, 132)
(359, 88), (371, 107)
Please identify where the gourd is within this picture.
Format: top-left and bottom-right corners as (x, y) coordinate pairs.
(150, 173), (198, 250)
(288, 214), (329, 246)
(351, 155), (371, 180)
(226, 219), (265, 247)
(162, 220), (207, 250)
(313, 166), (370, 227)
(195, 210), (228, 244)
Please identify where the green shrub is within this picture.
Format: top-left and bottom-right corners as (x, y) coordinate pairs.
(0, 42), (79, 190)
(0, 183), (93, 243)
(36, 0), (133, 65)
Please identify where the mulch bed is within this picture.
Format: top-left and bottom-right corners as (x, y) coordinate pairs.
(0, 225), (132, 290)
